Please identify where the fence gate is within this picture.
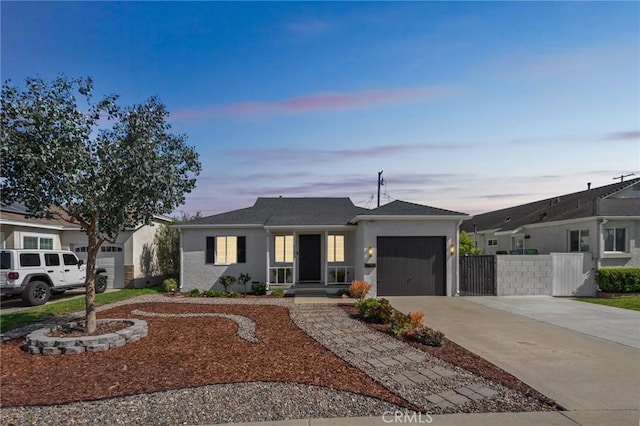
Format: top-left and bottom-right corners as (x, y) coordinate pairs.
(460, 255), (496, 296)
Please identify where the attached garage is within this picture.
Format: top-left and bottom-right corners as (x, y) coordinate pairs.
(377, 236), (446, 296)
(73, 244), (125, 289)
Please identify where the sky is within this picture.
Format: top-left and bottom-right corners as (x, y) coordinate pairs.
(2, 1), (639, 217)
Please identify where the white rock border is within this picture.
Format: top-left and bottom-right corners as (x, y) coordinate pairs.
(26, 319), (147, 355)
(131, 309), (260, 343)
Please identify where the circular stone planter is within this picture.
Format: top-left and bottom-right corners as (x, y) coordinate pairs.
(25, 319), (147, 356)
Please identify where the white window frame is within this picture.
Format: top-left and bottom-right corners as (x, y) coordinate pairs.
(22, 234), (54, 250)
(327, 234), (345, 263)
(604, 228), (627, 253)
(274, 235), (294, 263)
(215, 236), (237, 265)
(569, 229), (589, 253)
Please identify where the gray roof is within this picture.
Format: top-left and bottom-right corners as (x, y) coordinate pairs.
(462, 178), (640, 233)
(362, 200), (467, 216)
(182, 197), (466, 227)
(184, 198), (368, 227)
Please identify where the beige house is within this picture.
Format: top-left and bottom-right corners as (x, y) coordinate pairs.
(0, 203), (171, 288)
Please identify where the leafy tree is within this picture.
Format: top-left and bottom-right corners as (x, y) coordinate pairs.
(459, 230), (482, 256)
(154, 211), (201, 279)
(1, 76), (201, 332)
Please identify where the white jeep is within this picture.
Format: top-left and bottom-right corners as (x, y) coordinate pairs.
(0, 249), (108, 306)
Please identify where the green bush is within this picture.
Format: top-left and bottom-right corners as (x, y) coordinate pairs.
(355, 298), (379, 316)
(251, 282), (267, 295)
(596, 268), (640, 293)
(270, 289), (285, 297)
(162, 278), (178, 293)
(388, 311), (412, 337)
(225, 291), (243, 298)
(354, 298), (395, 324)
(205, 290), (224, 297)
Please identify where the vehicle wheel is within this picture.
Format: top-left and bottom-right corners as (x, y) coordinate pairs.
(23, 281), (51, 306)
(51, 289), (66, 295)
(95, 275), (108, 294)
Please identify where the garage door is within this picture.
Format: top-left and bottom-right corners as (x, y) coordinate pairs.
(73, 244), (124, 289)
(377, 236), (446, 296)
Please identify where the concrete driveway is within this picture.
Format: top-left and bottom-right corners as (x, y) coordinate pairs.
(386, 296), (640, 423)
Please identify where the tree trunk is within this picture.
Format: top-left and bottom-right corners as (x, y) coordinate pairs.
(85, 229), (99, 333)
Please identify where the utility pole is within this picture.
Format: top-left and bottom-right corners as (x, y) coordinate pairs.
(377, 170), (384, 207)
(613, 173), (635, 182)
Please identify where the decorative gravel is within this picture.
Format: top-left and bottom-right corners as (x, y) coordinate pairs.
(0, 382), (405, 425)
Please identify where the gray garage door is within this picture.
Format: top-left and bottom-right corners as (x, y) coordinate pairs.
(72, 244), (124, 289)
(377, 236), (446, 296)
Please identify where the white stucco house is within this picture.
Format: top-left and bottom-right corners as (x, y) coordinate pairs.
(177, 197), (469, 297)
(0, 203), (172, 288)
(462, 178), (640, 269)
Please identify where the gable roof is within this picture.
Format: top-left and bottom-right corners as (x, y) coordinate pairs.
(180, 197), (467, 228)
(462, 178), (640, 233)
(364, 200), (466, 216)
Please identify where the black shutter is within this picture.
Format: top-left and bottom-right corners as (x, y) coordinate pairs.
(237, 236), (246, 263)
(206, 237), (215, 264)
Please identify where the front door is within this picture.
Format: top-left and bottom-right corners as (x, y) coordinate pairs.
(298, 234), (321, 281)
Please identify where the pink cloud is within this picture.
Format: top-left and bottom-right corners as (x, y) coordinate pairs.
(171, 86), (455, 121)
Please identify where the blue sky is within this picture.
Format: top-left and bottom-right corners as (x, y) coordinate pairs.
(2, 1), (639, 216)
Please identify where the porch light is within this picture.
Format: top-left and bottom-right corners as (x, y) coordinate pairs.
(366, 246), (374, 257)
(449, 244), (455, 256)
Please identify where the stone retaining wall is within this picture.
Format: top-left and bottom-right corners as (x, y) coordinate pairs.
(26, 319), (147, 355)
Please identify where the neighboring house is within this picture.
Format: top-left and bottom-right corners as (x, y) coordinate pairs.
(177, 197), (469, 297)
(461, 178), (640, 269)
(0, 203), (172, 288)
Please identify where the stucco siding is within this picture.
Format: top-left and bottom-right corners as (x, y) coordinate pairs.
(359, 219), (459, 297)
(181, 227), (266, 292)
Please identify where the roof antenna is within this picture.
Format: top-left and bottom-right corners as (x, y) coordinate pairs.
(377, 170), (385, 207)
(613, 173), (635, 182)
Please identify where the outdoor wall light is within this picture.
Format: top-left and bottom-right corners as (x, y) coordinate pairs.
(449, 244), (455, 256)
(367, 246), (374, 257)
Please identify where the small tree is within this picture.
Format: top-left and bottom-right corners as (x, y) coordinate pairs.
(1, 76), (201, 333)
(218, 275), (237, 293)
(154, 211), (201, 279)
(459, 230), (482, 256)
(238, 273), (251, 294)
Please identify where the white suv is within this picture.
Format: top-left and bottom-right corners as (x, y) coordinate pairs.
(0, 249), (108, 306)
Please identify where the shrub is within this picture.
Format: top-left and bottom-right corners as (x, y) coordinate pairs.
(365, 298), (394, 324)
(355, 298), (379, 317)
(596, 268), (640, 293)
(218, 275), (237, 293)
(205, 290), (224, 297)
(407, 326), (445, 347)
(251, 282), (267, 295)
(408, 311), (424, 329)
(162, 278), (178, 293)
(389, 312), (412, 337)
(270, 289), (285, 297)
(238, 273), (252, 293)
(335, 288), (350, 298)
(349, 280), (372, 299)
(188, 289), (201, 297)
(225, 291), (243, 298)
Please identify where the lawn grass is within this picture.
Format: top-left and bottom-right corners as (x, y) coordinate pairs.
(0, 286), (163, 333)
(574, 295), (640, 311)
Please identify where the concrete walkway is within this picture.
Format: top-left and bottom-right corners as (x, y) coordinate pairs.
(386, 296), (640, 417)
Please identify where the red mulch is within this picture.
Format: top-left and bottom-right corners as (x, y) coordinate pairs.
(0, 303), (416, 409)
(340, 304), (562, 410)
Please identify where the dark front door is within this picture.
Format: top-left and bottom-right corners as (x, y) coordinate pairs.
(377, 236), (446, 296)
(299, 234), (321, 281)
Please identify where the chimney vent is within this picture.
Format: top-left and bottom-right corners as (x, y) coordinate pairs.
(587, 182), (592, 190)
